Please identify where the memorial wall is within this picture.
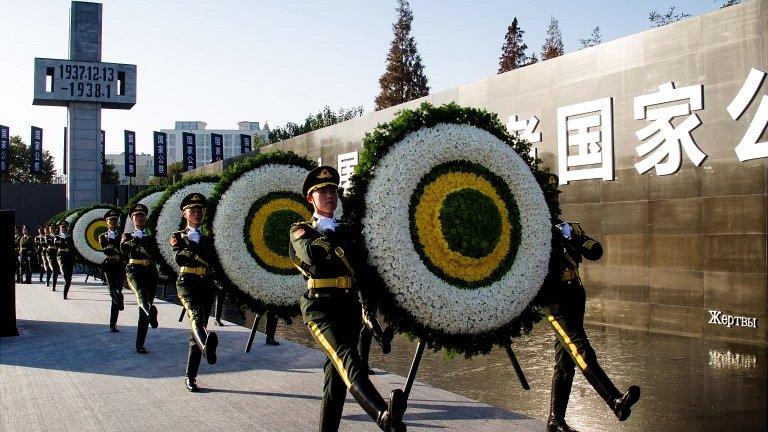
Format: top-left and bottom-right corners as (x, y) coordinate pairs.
(195, 1), (767, 344)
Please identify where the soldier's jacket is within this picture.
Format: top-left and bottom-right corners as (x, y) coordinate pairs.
(541, 222), (602, 314)
(99, 232), (123, 263)
(34, 234), (44, 254)
(44, 234), (58, 255)
(289, 217), (371, 323)
(54, 234), (75, 260)
(120, 232), (158, 274)
(170, 229), (215, 297)
(19, 235), (34, 257)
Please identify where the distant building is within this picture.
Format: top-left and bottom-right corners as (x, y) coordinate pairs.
(160, 121), (269, 168)
(105, 152), (153, 185)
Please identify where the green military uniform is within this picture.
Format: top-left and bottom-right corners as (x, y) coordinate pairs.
(99, 209), (125, 333)
(14, 229), (22, 283)
(540, 219), (640, 432)
(120, 203), (160, 354)
(171, 192), (218, 392)
(289, 166), (405, 432)
(35, 228), (46, 282)
(18, 228), (34, 284)
(54, 221), (76, 299)
(44, 226), (59, 289)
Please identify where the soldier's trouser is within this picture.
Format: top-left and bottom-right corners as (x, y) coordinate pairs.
(358, 325), (373, 371)
(265, 310), (278, 339)
(58, 257), (74, 297)
(179, 291), (215, 378)
(126, 270), (157, 348)
(46, 252), (59, 289)
(308, 316), (389, 430)
(38, 253), (45, 281)
(15, 258), (22, 282)
(214, 289), (225, 321)
(103, 263), (124, 328)
(545, 311), (622, 416)
(20, 256), (32, 283)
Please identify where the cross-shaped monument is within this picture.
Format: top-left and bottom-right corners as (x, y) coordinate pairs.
(32, 1), (136, 209)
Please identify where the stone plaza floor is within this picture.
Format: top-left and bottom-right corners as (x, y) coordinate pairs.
(0, 275), (541, 432)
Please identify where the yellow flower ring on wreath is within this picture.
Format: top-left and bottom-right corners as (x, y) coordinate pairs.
(85, 218), (108, 251)
(248, 197), (311, 270)
(413, 172), (512, 283)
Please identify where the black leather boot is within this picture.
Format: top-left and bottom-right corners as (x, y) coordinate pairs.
(192, 325), (218, 365)
(582, 362), (640, 421)
(547, 366), (578, 432)
(612, 386), (641, 421)
(185, 346), (202, 392)
(319, 400), (344, 432)
(136, 309), (149, 353)
(348, 380), (406, 432)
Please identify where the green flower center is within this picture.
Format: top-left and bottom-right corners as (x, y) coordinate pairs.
(440, 188), (501, 258)
(263, 210), (304, 257)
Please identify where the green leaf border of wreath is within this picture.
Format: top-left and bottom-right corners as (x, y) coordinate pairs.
(344, 102), (562, 358)
(202, 150), (316, 319)
(48, 208), (81, 226)
(69, 203), (124, 273)
(125, 185), (168, 209)
(146, 173), (220, 281)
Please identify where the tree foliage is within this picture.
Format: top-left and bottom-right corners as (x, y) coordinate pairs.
(579, 26), (602, 49)
(718, 0), (743, 8)
(541, 16), (565, 61)
(497, 17), (534, 73)
(374, 0), (429, 110)
(649, 6), (690, 27)
(101, 159), (119, 184)
(267, 106), (365, 143)
(147, 161), (185, 187)
(1, 135), (57, 183)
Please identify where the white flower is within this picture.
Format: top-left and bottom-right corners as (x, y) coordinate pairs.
(362, 123), (551, 335)
(124, 191), (164, 233)
(153, 182), (216, 275)
(71, 206), (111, 266)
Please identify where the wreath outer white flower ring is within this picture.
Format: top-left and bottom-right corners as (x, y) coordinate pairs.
(362, 123), (551, 335)
(124, 191), (164, 233)
(154, 182), (216, 275)
(72, 206), (111, 266)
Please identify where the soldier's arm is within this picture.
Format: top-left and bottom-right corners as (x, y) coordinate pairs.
(290, 224), (328, 264)
(569, 223), (603, 261)
(119, 234), (134, 255)
(170, 232), (195, 266)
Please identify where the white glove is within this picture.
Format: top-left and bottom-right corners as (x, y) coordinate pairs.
(316, 217), (336, 232)
(108, 230), (116, 240)
(188, 228), (200, 243)
(559, 223), (572, 239)
(134, 230), (144, 239)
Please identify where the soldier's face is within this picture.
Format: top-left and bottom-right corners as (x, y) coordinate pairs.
(184, 207), (203, 227)
(107, 218), (118, 230)
(308, 186), (338, 217)
(132, 213), (146, 229)
(59, 225), (68, 234)
(22, 228), (28, 235)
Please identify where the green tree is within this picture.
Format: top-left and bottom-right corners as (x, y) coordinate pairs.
(579, 26), (602, 49)
(498, 18), (533, 73)
(268, 106), (365, 143)
(374, 0), (429, 110)
(541, 16), (565, 61)
(719, 0), (743, 7)
(649, 6), (690, 27)
(252, 134), (267, 149)
(0, 135), (57, 183)
(101, 160), (119, 184)
(147, 161), (184, 187)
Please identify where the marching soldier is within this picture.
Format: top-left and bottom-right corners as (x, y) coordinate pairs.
(18, 226), (34, 284)
(540, 175), (640, 432)
(170, 193), (218, 392)
(289, 166), (405, 432)
(45, 224), (59, 290)
(99, 209), (125, 333)
(121, 203), (160, 354)
(35, 226), (46, 283)
(14, 226), (22, 283)
(55, 220), (76, 299)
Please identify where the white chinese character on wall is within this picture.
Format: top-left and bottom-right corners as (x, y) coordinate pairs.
(557, 97), (614, 184)
(337, 151), (358, 194)
(633, 82), (706, 176)
(727, 68), (768, 162)
(507, 114), (542, 159)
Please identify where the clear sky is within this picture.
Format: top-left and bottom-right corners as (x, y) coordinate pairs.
(1, 0), (721, 173)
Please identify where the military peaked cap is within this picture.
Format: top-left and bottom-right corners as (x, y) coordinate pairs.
(303, 166), (340, 196)
(104, 209), (121, 220)
(180, 193), (206, 211)
(58, 220), (69, 227)
(129, 203), (149, 216)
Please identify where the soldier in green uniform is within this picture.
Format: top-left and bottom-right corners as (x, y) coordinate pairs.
(44, 224), (59, 289)
(14, 226), (22, 283)
(540, 176), (640, 432)
(55, 220), (76, 299)
(18, 225), (34, 284)
(99, 209), (125, 333)
(35, 226), (46, 283)
(120, 203), (160, 354)
(289, 166), (406, 432)
(169, 193), (218, 392)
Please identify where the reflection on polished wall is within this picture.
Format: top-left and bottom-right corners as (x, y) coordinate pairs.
(190, 1), (767, 344)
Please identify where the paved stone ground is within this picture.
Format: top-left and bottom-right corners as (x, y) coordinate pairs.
(0, 275), (542, 432)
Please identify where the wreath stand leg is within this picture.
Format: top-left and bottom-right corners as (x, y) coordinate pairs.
(402, 339), (426, 405)
(244, 313), (262, 353)
(178, 307), (186, 322)
(84, 268), (91, 283)
(504, 338), (530, 390)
